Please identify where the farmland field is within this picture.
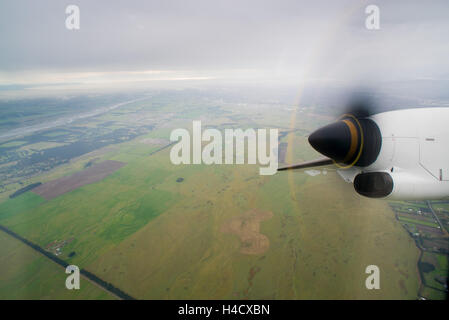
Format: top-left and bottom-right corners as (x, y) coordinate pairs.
(0, 231), (115, 299)
(0, 89), (431, 299)
(397, 216), (439, 228)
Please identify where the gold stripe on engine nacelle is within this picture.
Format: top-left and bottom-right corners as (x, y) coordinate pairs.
(341, 119), (359, 163)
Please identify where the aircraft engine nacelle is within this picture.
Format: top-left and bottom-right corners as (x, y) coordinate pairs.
(279, 107), (449, 201)
(353, 172), (394, 198)
(354, 171), (449, 200)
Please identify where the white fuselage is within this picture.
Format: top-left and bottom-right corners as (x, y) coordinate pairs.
(359, 108), (449, 200)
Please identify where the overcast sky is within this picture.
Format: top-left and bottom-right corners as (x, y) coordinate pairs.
(0, 0), (448, 89)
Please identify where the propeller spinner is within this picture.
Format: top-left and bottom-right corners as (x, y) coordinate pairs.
(278, 95), (383, 173)
(309, 114), (381, 168)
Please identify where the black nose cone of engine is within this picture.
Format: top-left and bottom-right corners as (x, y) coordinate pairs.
(308, 121), (351, 162)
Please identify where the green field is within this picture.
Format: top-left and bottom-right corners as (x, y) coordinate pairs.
(421, 252), (448, 295)
(0, 96), (423, 299)
(0, 231), (115, 299)
(433, 203), (449, 212)
(398, 216), (439, 228)
(0, 158), (175, 266)
(0, 141), (27, 148)
(85, 151), (419, 299)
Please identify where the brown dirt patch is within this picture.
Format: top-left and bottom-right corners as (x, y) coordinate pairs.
(32, 160), (126, 200)
(221, 209), (273, 255)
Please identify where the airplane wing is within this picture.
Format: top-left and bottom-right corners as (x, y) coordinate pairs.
(278, 157), (334, 171)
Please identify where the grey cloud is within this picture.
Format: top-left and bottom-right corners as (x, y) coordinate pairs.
(0, 0), (448, 83)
